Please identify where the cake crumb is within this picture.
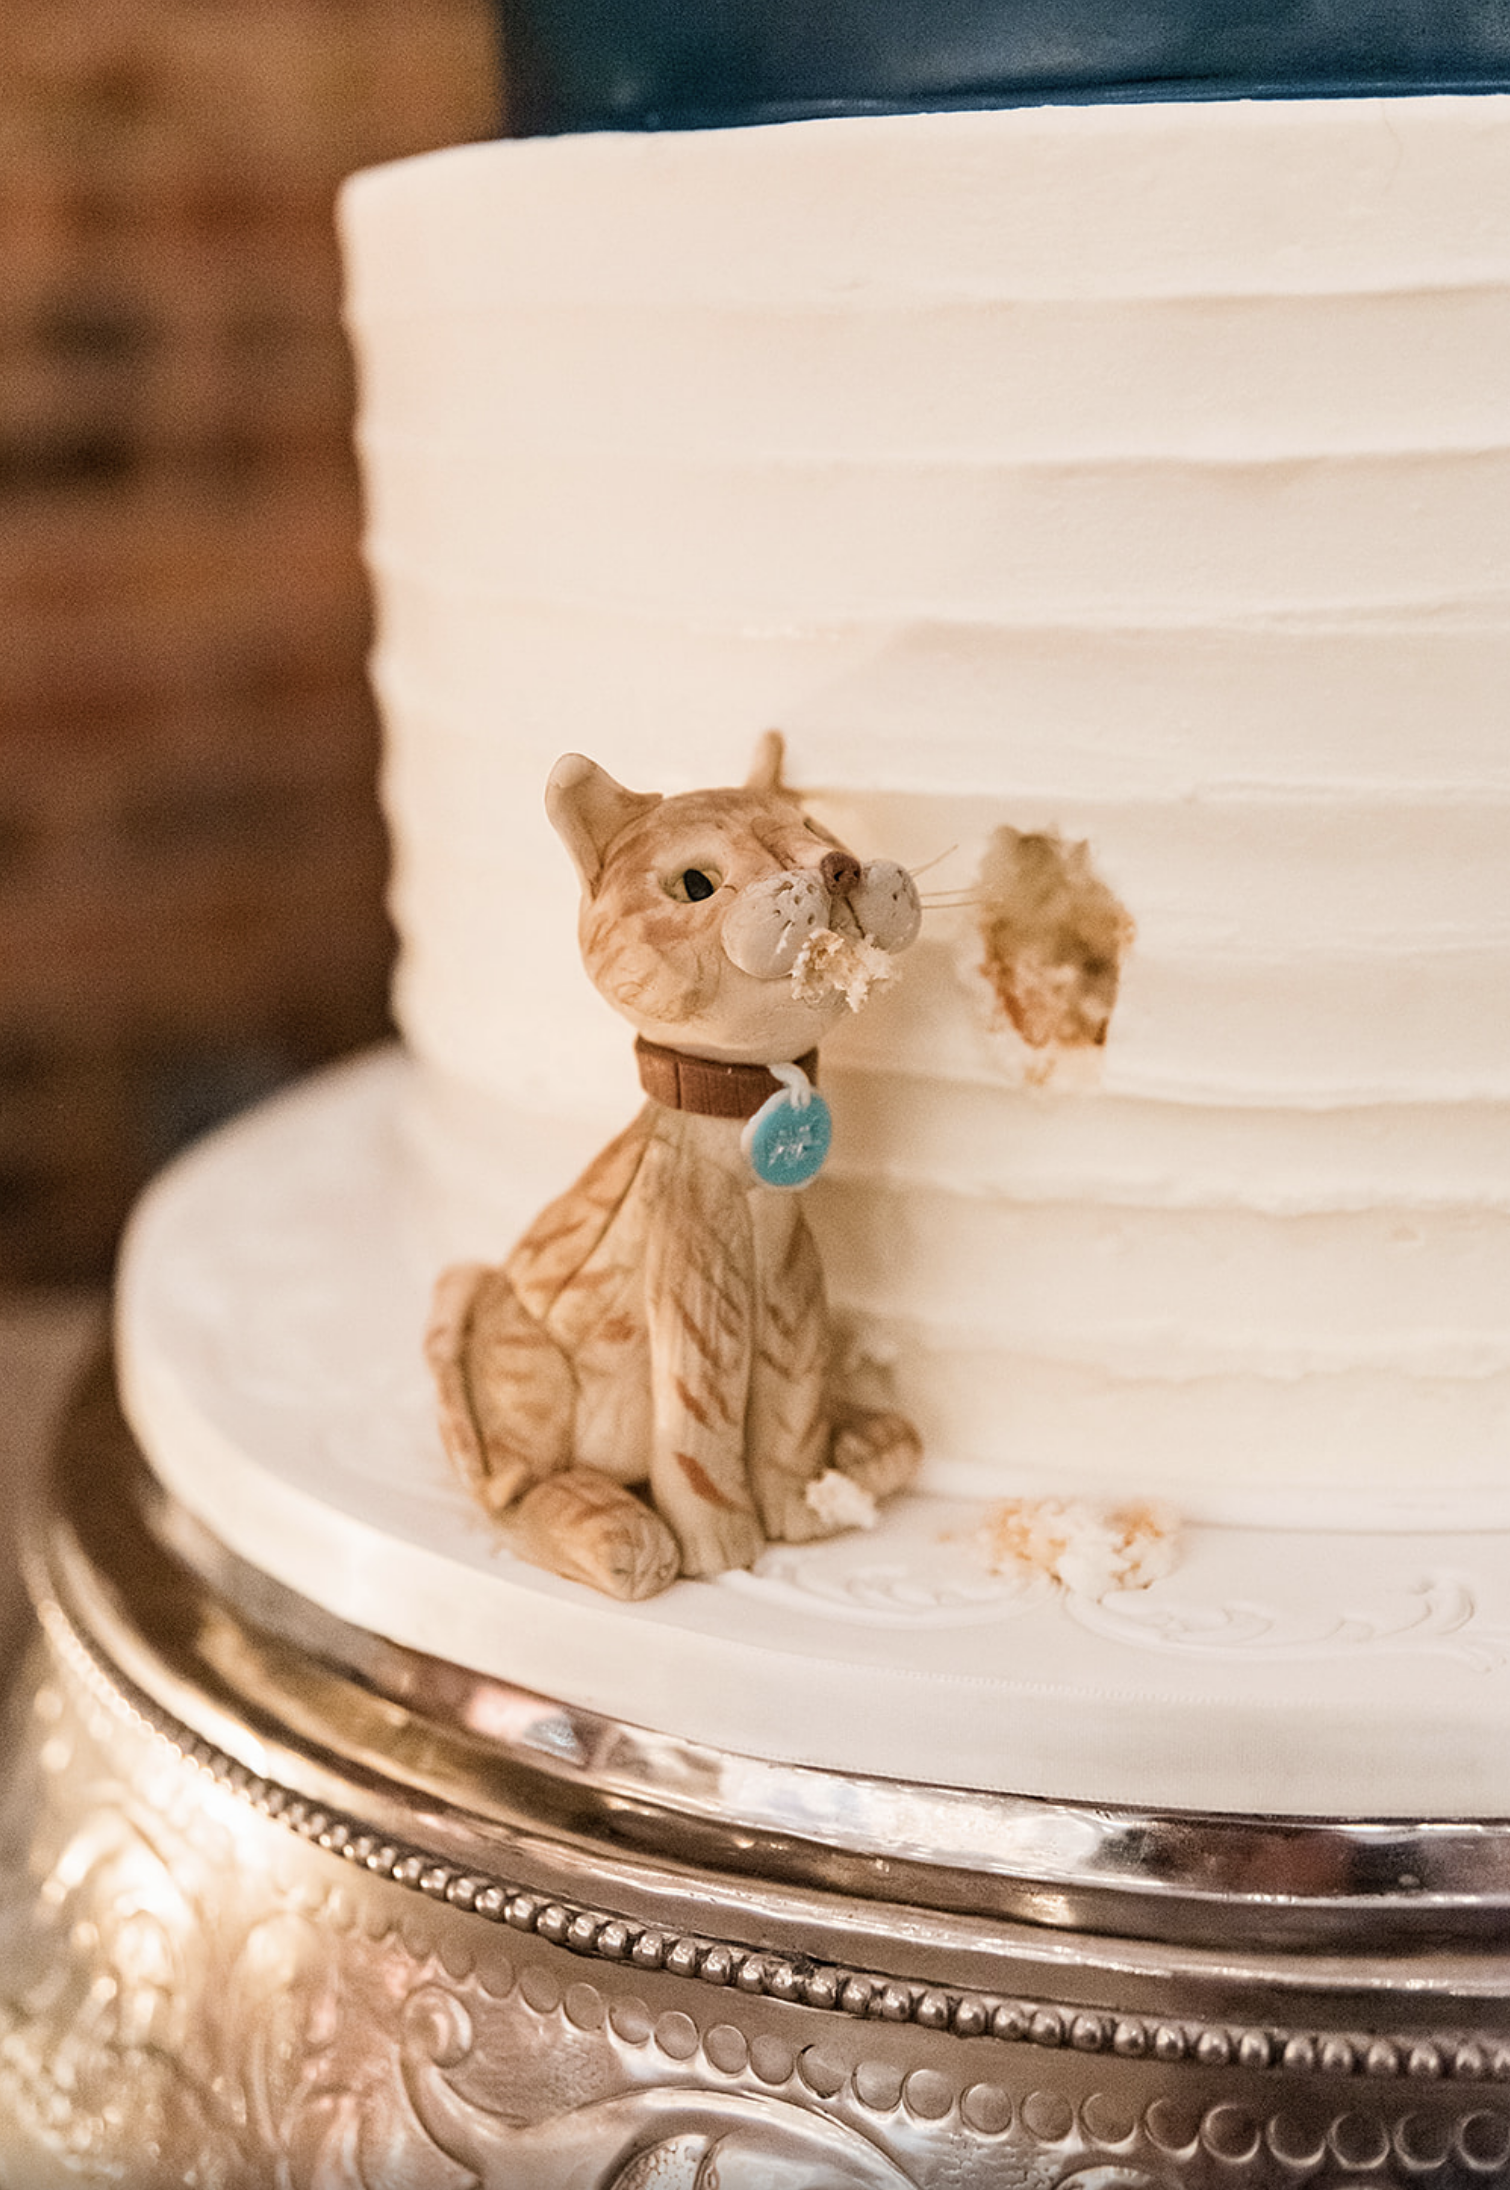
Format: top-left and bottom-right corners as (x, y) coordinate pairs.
(982, 1496), (1179, 1598)
(791, 928), (896, 1012)
(973, 826), (1134, 1055)
(805, 1468), (879, 1532)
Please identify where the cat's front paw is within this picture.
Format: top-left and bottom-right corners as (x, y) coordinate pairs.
(668, 1504), (767, 1581)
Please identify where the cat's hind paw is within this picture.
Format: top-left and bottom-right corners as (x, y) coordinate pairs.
(830, 1406), (922, 1505)
(507, 1470), (681, 1601)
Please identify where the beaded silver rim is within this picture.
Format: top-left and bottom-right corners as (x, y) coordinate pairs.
(32, 1581), (1510, 2090)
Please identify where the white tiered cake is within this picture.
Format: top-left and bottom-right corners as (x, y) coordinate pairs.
(118, 95), (1510, 1817)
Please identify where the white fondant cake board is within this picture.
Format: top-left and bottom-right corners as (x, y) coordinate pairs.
(118, 1052), (1510, 1819)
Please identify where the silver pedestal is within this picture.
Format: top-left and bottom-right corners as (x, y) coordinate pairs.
(4, 1357), (1510, 2188)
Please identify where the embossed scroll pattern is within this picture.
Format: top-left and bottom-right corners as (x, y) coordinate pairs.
(0, 1648), (918, 2189)
(36, 1588), (1510, 2094)
(4, 1608), (1510, 2188)
(1072, 1572), (1510, 1672)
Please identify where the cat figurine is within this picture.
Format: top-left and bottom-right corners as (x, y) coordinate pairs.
(425, 732), (924, 1600)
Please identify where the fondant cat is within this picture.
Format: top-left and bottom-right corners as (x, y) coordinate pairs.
(426, 733), (922, 1600)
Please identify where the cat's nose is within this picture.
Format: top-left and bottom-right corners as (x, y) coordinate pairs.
(820, 849), (861, 900)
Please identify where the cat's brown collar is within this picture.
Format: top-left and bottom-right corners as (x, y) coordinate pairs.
(635, 1036), (817, 1122)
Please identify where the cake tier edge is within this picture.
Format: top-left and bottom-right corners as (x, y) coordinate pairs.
(114, 1051), (1510, 1818)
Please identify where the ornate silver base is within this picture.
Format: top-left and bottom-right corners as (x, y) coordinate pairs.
(5, 1361), (1510, 2187)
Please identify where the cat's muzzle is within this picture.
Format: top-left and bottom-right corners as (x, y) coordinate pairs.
(721, 860), (921, 980)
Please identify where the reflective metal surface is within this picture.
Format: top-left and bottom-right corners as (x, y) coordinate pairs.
(5, 1355), (1510, 2187)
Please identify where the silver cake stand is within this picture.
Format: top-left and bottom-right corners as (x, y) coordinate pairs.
(4, 1357), (1510, 2188)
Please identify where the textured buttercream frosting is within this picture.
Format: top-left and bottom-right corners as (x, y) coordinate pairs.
(343, 96), (1510, 1525)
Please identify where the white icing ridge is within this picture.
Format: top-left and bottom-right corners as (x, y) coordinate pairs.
(336, 97), (1510, 1528)
(340, 101), (1510, 307)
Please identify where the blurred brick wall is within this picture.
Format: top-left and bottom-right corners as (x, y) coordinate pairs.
(0, 0), (500, 1285)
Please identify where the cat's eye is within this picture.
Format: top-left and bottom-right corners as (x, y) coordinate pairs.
(666, 866), (721, 903)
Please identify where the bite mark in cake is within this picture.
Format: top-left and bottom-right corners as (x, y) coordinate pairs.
(972, 826), (1135, 1075)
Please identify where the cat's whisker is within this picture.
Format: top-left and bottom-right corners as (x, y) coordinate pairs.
(907, 845), (960, 881)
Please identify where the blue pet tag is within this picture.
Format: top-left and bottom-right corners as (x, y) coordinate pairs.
(742, 1063), (831, 1190)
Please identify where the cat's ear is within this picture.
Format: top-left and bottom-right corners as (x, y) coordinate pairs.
(546, 755), (662, 892)
(745, 729), (786, 793)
